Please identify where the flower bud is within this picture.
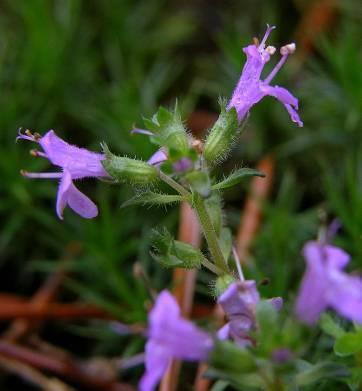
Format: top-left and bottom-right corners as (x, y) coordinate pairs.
(143, 105), (189, 153)
(203, 99), (240, 164)
(151, 228), (204, 269)
(102, 144), (158, 185)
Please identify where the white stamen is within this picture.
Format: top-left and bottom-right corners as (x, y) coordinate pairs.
(232, 246), (245, 281)
(280, 43), (296, 55)
(21, 170), (63, 179)
(265, 46), (276, 55)
(30, 150), (47, 158)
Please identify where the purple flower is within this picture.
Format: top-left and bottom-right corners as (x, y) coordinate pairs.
(140, 290), (213, 391)
(172, 157), (193, 173)
(271, 348), (293, 364)
(295, 241), (362, 325)
(147, 148), (168, 167)
(18, 129), (110, 219)
(217, 280), (282, 347)
(227, 25), (303, 127)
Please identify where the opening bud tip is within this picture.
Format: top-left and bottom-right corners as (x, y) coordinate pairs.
(192, 139), (203, 154)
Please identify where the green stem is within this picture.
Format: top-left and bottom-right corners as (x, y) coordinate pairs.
(193, 193), (228, 272)
(159, 171), (226, 274)
(202, 257), (223, 275)
(159, 170), (190, 198)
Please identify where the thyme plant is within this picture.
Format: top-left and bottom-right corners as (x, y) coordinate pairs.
(18, 25), (362, 391)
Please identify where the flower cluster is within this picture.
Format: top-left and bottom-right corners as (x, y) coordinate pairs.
(16, 23), (362, 391)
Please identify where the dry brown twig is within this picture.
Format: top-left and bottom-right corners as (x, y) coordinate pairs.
(236, 155), (275, 264)
(0, 296), (114, 321)
(3, 267), (66, 342)
(0, 356), (75, 391)
(0, 341), (135, 391)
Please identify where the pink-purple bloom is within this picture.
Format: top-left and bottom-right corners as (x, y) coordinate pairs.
(295, 241), (362, 325)
(140, 290), (213, 391)
(18, 129), (110, 219)
(227, 25), (303, 127)
(147, 148), (168, 167)
(218, 280), (282, 347)
(172, 157), (193, 173)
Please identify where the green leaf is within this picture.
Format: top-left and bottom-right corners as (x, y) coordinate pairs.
(207, 341), (262, 389)
(295, 360), (350, 386)
(348, 368), (362, 390)
(255, 301), (279, 349)
(320, 313), (345, 338)
(205, 368), (263, 389)
(212, 168), (265, 190)
(210, 380), (230, 391)
(208, 340), (256, 373)
(157, 105), (174, 125)
(334, 331), (362, 356)
(121, 192), (184, 208)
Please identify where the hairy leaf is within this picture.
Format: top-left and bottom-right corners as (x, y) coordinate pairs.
(212, 168), (265, 190)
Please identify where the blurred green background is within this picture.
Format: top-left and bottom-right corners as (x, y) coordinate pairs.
(0, 0), (361, 389)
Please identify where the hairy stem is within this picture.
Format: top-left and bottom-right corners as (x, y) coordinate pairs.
(202, 257), (223, 275)
(159, 171), (227, 274)
(193, 193), (228, 272)
(159, 171), (190, 198)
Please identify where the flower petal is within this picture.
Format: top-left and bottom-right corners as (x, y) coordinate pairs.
(139, 340), (170, 391)
(218, 281), (259, 318)
(267, 297), (283, 311)
(295, 243), (329, 324)
(285, 104), (303, 127)
(56, 170), (98, 219)
(147, 149), (168, 166)
(149, 291), (213, 361)
(260, 84), (303, 127)
(242, 44), (269, 79)
(295, 266), (328, 324)
(304, 241), (350, 270)
(327, 272), (362, 324)
(148, 290), (180, 339)
(39, 130), (108, 179)
(217, 324), (230, 340)
(168, 317), (213, 360)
